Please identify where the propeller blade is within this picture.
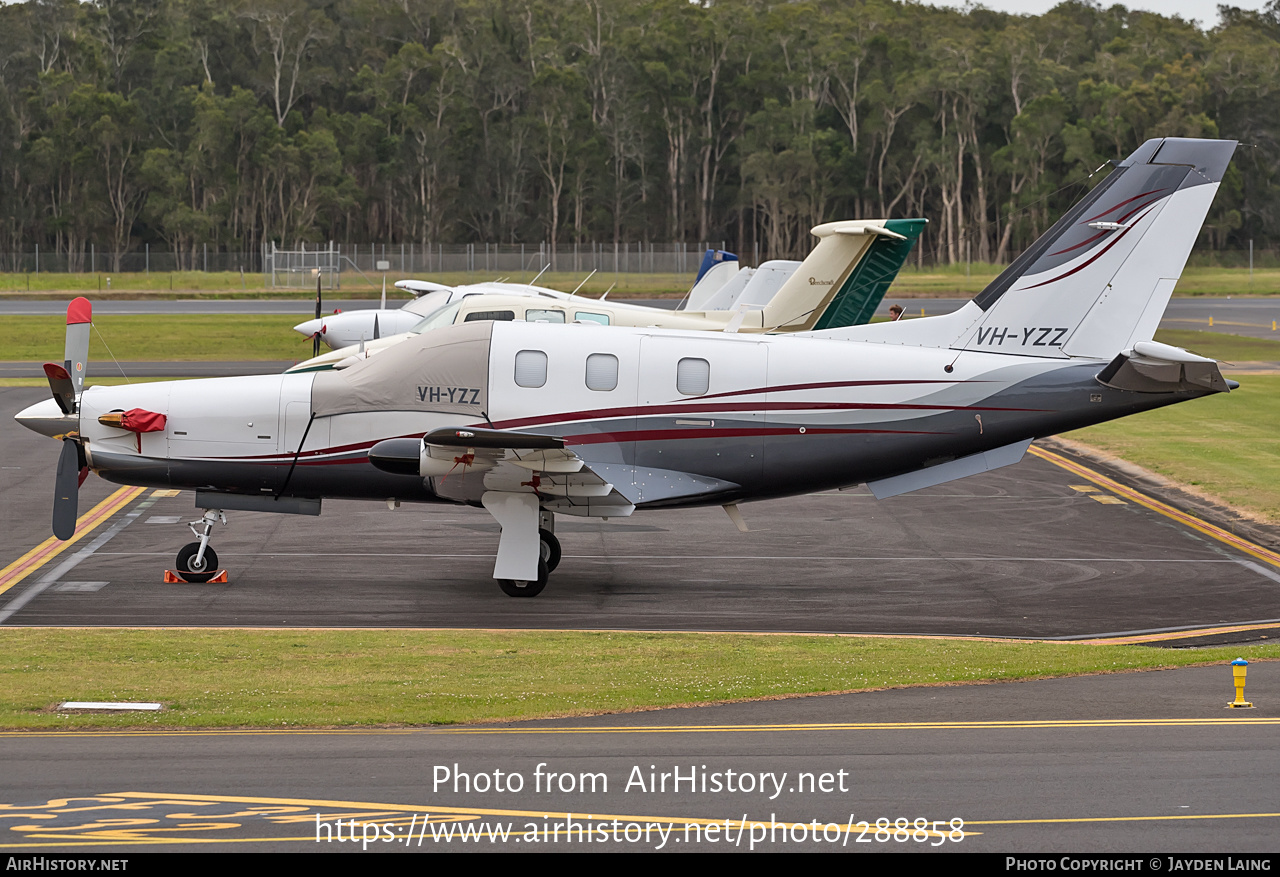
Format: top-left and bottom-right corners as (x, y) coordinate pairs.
(373, 314), (380, 340)
(43, 363), (77, 415)
(53, 438), (81, 540)
(314, 276), (322, 357)
(64, 297), (91, 397)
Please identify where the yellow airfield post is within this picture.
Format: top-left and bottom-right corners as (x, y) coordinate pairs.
(1227, 658), (1253, 709)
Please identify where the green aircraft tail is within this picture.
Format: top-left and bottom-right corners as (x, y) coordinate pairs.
(811, 218), (926, 330)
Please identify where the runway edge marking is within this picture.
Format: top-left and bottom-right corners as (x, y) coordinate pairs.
(0, 486), (145, 598)
(1029, 445), (1280, 571)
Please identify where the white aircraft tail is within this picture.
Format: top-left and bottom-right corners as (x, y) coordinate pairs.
(817, 138), (1236, 359)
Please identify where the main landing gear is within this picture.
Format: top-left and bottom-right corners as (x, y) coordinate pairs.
(496, 528), (561, 598)
(483, 493), (561, 598)
(175, 509), (225, 583)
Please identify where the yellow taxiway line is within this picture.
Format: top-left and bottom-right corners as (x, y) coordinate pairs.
(0, 486), (146, 599)
(0, 717), (1276, 740)
(1029, 445), (1280, 570)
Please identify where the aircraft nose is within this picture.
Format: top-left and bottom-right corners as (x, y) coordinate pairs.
(15, 397), (77, 439)
(294, 318), (324, 337)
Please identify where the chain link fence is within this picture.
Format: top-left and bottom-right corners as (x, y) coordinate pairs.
(0, 241), (732, 279)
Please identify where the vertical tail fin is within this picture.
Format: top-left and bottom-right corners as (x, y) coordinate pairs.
(811, 218), (926, 329)
(954, 137), (1236, 359)
(761, 219), (925, 332)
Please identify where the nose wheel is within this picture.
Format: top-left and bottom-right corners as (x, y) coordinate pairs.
(176, 542), (220, 583)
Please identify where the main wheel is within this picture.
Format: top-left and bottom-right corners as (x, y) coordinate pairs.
(538, 528), (562, 572)
(176, 541), (219, 584)
(498, 558), (548, 598)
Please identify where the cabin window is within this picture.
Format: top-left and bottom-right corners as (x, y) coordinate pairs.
(525, 309), (566, 323)
(464, 310), (516, 322)
(585, 353), (619, 391)
(514, 350), (548, 388)
(676, 357), (710, 396)
(574, 311), (610, 325)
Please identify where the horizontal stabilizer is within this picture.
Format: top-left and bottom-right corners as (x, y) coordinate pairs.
(867, 439), (1032, 500)
(1096, 343), (1230, 393)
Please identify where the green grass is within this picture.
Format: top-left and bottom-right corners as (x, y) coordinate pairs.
(1066, 374), (1280, 523)
(3, 313), (1276, 366)
(0, 628), (1274, 729)
(0, 270), (696, 298)
(5, 265), (1280, 299)
(0, 314), (309, 362)
(1152, 329), (1280, 362)
(885, 264), (1280, 298)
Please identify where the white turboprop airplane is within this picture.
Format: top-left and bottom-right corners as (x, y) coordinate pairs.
(17, 138), (1236, 598)
(294, 280), (569, 351)
(291, 218), (926, 361)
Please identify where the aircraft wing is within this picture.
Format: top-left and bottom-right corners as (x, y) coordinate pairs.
(369, 430), (639, 516)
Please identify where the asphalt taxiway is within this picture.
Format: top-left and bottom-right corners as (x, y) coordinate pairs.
(4, 375), (1280, 855)
(1, 664), (1275, 853)
(3, 385), (1278, 643)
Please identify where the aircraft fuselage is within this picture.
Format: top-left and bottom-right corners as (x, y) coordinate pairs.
(71, 321), (1210, 511)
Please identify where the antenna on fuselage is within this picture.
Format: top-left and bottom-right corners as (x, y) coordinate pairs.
(569, 269), (597, 296)
(527, 264), (549, 290)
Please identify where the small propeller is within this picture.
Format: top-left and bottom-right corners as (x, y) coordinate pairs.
(48, 297), (93, 540)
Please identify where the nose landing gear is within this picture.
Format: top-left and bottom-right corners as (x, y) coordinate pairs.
(173, 509), (226, 583)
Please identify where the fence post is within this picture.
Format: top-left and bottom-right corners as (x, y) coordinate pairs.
(204, 243), (208, 273)
(145, 243), (149, 274)
(35, 244), (38, 275)
(91, 243), (95, 273)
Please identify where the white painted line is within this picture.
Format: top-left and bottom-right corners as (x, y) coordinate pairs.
(1236, 559), (1280, 585)
(0, 497), (155, 624)
(59, 702), (162, 711)
(145, 516), (183, 524)
(91, 552), (1245, 562)
(52, 581), (109, 593)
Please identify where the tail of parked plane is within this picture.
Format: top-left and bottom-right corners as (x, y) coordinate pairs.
(817, 138), (1237, 360)
(757, 218), (926, 332)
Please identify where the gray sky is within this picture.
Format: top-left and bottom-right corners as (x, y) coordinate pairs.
(913, 0), (1270, 28)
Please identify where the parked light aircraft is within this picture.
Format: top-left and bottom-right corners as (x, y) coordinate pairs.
(295, 280), (569, 351)
(291, 219), (926, 361)
(16, 138), (1236, 598)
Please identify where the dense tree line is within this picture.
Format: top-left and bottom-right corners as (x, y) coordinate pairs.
(1, 0), (1278, 269)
